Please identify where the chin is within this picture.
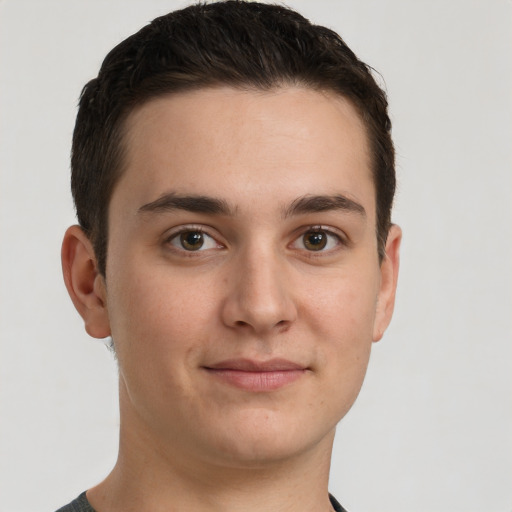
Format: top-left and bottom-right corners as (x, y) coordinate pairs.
(195, 410), (337, 469)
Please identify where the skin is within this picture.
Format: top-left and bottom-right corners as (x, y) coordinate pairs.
(62, 86), (401, 512)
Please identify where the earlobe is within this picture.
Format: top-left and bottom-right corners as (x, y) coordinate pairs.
(373, 224), (402, 342)
(61, 225), (111, 339)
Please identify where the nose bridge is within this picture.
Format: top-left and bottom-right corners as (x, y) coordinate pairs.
(222, 239), (296, 333)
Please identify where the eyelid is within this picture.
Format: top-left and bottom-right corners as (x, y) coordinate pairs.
(164, 224), (225, 252)
(162, 223), (349, 255)
(290, 225), (348, 252)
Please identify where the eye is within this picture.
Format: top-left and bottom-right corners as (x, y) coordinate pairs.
(293, 228), (342, 252)
(168, 230), (219, 251)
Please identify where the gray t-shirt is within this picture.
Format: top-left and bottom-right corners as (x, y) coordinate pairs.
(55, 492), (93, 512)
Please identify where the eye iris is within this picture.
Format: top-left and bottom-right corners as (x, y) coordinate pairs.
(180, 231), (204, 250)
(304, 231), (327, 251)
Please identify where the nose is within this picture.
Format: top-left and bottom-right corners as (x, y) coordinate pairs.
(221, 246), (298, 335)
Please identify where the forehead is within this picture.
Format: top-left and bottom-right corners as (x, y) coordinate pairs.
(115, 86), (374, 218)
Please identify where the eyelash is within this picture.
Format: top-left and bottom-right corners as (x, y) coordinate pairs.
(165, 225), (222, 254)
(164, 225), (347, 255)
(290, 225), (346, 256)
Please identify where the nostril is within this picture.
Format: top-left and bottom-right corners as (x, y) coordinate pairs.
(275, 320), (291, 332)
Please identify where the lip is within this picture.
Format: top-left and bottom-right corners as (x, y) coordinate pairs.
(203, 358), (307, 391)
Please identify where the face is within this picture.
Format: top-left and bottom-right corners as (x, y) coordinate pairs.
(88, 86), (400, 468)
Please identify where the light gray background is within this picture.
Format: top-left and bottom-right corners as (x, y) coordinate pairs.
(1, 1), (511, 511)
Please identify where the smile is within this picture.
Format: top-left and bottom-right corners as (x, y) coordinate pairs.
(203, 358), (307, 391)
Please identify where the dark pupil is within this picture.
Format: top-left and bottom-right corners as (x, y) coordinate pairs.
(180, 231), (204, 250)
(304, 231), (327, 251)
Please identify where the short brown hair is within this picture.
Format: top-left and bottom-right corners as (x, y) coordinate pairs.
(72, 0), (395, 275)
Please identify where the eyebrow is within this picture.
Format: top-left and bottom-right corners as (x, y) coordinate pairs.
(138, 192), (365, 219)
(138, 193), (236, 216)
(283, 194), (366, 218)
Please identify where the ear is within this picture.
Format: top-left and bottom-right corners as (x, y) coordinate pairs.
(61, 225), (111, 339)
(373, 224), (402, 342)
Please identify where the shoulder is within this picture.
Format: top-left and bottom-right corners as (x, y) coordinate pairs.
(329, 493), (349, 512)
(55, 492), (95, 512)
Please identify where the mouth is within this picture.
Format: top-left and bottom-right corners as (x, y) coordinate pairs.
(202, 358), (308, 391)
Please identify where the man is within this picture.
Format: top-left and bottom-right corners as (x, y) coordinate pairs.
(59, 1), (400, 511)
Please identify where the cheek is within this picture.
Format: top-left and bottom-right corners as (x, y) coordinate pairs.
(303, 266), (379, 341)
(301, 268), (379, 396)
(105, 266), (222, 424)
(106, 263), (219, 365)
